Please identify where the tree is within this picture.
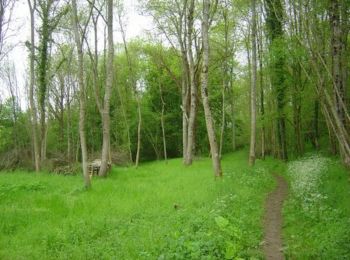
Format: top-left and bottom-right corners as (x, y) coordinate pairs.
(98, 0), (113, 177)
(0, 0), (15, 61)
(116, 1), (141, 167)
(71, 0), (92, 188)
(36, 0), (68, 163)
(265, 0), (288, 160)
(27, 0), (40, 172)
(201, 0), (222, 177)
(248, 0), (257, 166)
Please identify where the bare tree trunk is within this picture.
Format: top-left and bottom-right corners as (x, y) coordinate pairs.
(159, 82), (167, 163)
(27, 0), (40, 172)
(229, 66), (236, 151)
(99, 0), (113, 177)
(313, 100), (320, 149)
(67, 78), (72, 163)
(249, 0), (257, 166)
(185, 0), (197, 166)
(71, 0), (90, 188)
(181, 55), (190, 163)
(219, 6), (229, 158)
(257, 7), (265, 159)
(135, 97), (142, 167)
(201, 0), (222, 177)
(219, 77), (226, 158)
(116, 5), (141, 167)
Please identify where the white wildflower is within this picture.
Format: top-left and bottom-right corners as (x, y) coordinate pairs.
(287, 155), (330, 211)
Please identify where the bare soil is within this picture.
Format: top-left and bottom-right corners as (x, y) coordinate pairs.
(263, 174), (288, 260)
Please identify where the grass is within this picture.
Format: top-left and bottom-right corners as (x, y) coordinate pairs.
(0, 150), (276, 259)
(282, 153), (350, 259)
(1, 150), (349, 259)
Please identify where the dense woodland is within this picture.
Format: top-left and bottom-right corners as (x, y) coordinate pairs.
(0, 0), (349, 181)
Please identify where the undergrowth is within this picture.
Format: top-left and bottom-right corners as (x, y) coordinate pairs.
(283, 154), (350, 259)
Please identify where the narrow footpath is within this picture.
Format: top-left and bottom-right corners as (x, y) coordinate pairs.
(263, 174), (288, 260)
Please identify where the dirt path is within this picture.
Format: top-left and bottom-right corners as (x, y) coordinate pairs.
(263, 174), (288, 260)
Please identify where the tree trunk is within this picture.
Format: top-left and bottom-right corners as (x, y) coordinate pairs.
(229, 66), (236, 151)
(67, 78), (72, 163)
(38, 1), (51, 164)
(181, 55), (190, 163)
(27, 0), (40, 172)
(135, 98), (142, 167)
(265, 0), (288, 160)
(249, 0), (257, 166)
(159, 82), (168, 163)
(99, 0), (113, 177)
(201, 0), (222, 177)
(219, 7), (230, 159)
(185, 0), (197, 166)
(330, 0), (346, 127)
(71, 0), (90, 189)
(313, 100), (320, 149)
(219, 77), (226, 159)
(257, 1), (265, 159)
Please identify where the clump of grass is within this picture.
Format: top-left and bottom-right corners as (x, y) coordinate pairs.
(283, 154), (350, 258)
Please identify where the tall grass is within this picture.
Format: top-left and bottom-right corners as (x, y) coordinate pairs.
(0, 151), (276, 259)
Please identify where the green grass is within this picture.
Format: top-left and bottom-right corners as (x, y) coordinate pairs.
(2, 151), (348, 259)
(0, 150), (276, 259)
(282, 153), (350, 259)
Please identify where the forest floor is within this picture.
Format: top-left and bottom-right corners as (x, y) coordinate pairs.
(0, 150), (349, 259)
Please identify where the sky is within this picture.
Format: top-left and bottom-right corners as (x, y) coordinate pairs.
(1, 0), (153, 108)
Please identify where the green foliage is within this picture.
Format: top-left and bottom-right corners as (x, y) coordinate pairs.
(0, 151), (275, 259)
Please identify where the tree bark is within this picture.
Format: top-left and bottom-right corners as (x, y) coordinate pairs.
(219, 6), (229, 159)
(249, 0), (257, 166)
(159, 82), (167, 163)
(27, 0), (40, 172)
(257, 10), (265, 159)
(185, 0), (197, 166)
(99, 0), (113, 177)
(71, 0), (91, 188)
(201, 0), (222, 177)
(135, 98), (142, 167)
(229, 66), (236, 151)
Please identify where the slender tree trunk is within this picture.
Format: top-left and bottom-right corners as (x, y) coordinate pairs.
(201, 0), (222, 177)
(71, 0), (90, 188)
(313, 100), (320, 149)
(181, 55), (190, 163)
(229, 66), (236, 151)
(67, 79), (72, 163)
(249, 0), (257, 166)
(117, 7), (141, 167)
(219, 7), (229, 158)
(258, 1), (265, 159)
(135, 97), (142, 167)
(99, 0), (113, 177)
(159, 82), (168, 163)
(27, 0), (40, 172)
(58, 74), (65, 152)
(219, 77), (226, 158)
(185, 0), (197, 166)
